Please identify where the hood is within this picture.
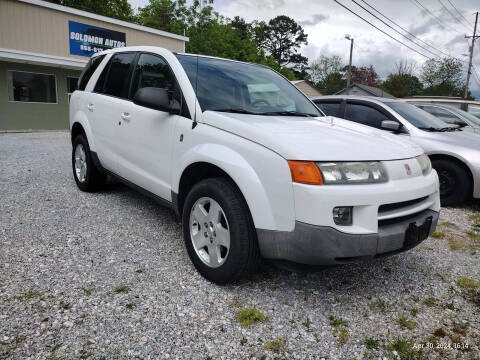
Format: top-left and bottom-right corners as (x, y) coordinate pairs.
(416, 130), (480, 150)
(201, 112), (423, 161)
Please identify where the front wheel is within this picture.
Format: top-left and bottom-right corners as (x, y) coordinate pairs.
(432, 159), (470, 207)
(182, 178), (260, 284)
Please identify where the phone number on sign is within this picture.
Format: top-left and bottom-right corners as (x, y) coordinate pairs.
(413, 342), (469, 350)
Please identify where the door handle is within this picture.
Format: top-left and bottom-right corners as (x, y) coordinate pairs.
(121, 112), (131, 121)
(87, 103), (95, 112)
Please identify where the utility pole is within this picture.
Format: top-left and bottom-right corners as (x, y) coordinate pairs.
(345, 35), (354, 95)
(464, 12), (479, 102)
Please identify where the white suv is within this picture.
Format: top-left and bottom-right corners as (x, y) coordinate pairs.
(70, 46), (440, 283)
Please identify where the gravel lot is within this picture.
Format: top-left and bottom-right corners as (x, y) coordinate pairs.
(1, 131), (479, 360)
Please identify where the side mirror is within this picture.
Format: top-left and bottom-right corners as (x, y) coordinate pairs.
(381, 120), (402, 132)
(133, 87), (180, 115)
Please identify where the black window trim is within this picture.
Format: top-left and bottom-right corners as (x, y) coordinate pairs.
(7, 69), (58, 104)
(78, 54), (106, 91)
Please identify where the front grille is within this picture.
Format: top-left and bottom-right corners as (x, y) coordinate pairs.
(379, 196), (428, 214)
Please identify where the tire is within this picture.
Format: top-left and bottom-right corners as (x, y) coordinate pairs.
(432, 159), (470, 207)
(182, 178), (260, 284)
(72, 134), (106, 192)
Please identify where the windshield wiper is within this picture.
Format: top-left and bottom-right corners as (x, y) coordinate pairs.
(211, 108), (258, 115)
(418, 126), (460, 132)
(259, 110), (317, 117)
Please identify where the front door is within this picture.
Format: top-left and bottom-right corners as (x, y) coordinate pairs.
(115, 53), (183, 201)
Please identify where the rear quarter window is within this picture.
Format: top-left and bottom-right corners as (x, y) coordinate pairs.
(78, 55), (105, 91)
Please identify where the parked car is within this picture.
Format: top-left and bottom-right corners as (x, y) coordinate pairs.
(313, 95), (480, 206)
(70, 47), (440, 283)
(403, 97), (480, 119)
(411, 103), (480, 134)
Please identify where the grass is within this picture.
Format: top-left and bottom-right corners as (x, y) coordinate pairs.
(396, 315), (417, 330)
(14, 288), (43, 302)
(457, 277), (477, 289)
(423, 297), (436, 307)
(388, 338), (420, 360)
(265, 338), (285, 353)
(113, 285), (131, 294)
(125, 302), (135, 309)
(431, 231), (445, 239)
(235, 308), (266, 328)
(377, 299), (387, 311)
(337, 328), (349, 345)
(410, 308), (418, 317)
(441, 221), (458, 229)
(329, 315), (348, 327)
(364, 338), (379, 350)
(82, 287), (94, 296)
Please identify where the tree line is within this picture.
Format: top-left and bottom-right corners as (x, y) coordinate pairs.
(50, 0), (471, 98)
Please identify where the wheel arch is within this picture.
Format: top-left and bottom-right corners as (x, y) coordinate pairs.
(428, 153), (474, 195)
(172, 145), (281, 230)
(70, 111), (96, 151)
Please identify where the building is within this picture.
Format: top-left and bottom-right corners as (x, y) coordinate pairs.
(0, 0), (189, 131)
(335, 83), (395, 99)
(291, 80), (322, 98)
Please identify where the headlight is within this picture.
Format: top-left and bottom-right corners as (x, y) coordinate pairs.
(416, 154), (432, 176)
(316, 162), (388, 184)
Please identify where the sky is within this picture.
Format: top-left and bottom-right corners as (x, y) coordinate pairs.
(129, 0), (480, 97)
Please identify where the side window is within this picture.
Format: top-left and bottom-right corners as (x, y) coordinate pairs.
(78, 55), (105, 91)
(315, 102), (341, 117)
(344, 103), (389, 129)
(102, 52), (136, 99)
(421, 106), (459, 124)
(130, 53), (180, 103)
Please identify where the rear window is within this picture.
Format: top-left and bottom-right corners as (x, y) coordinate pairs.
(78, 55), (105, 91)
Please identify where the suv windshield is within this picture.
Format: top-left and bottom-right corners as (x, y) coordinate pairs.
(387, 102), (450, 130)
(176, 54), (322, 117)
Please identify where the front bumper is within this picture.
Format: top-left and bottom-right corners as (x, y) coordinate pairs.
(257, 209), (439, 265)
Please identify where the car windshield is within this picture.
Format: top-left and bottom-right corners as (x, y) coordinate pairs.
(446, 106), (480, 127)
(387, 102), (450, 130)
(176, 54), (322, 117)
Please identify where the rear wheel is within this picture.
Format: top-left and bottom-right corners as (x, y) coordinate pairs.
(182, 178), (260, 284)
(432, 159), (470, 207)
(72, 134), (105, 192)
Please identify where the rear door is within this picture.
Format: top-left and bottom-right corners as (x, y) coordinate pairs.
(115, 52), (189, 200)
(88, 52), (136, 172)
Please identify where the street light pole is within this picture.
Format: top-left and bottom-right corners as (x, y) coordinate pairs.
(345, 35), (354, 95)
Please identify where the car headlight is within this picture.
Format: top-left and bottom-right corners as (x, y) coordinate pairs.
(316, 162), (388, 184)
(416, 153), (432, 176)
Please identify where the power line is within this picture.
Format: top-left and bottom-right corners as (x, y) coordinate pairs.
(445, 0), (473, 28)
(333, 0), (432, 59)
(349, 0), (442, 58)
(438, 0), (471, 31)
(359, 0), (454, 59)
(409, 0), (463, 35)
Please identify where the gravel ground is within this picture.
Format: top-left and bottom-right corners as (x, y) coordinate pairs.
(0, 131), (479, 360)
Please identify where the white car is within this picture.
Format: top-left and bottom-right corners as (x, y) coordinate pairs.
(70, 46), (440, 283)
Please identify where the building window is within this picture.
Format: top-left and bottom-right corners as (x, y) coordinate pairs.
(7, 71), (57, 103)
(67, 77), (79, 103)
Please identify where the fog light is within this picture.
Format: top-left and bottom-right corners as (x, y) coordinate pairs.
(333, 206), (353, 225)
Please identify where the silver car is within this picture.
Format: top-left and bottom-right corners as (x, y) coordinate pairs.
(410, 103), (480, 134)
(313, 95), (480, 206)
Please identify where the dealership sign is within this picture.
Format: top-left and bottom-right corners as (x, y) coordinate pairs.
(69, 21), (126, 57)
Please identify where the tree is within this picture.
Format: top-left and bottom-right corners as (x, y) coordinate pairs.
(47, 0), (135, 21)
(420, 57), (464, 96)
(350, 65), (381, 87)
(309, 55), (343, 84)
(257, 15), (308, 71)
(382, 74), (423, 98)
